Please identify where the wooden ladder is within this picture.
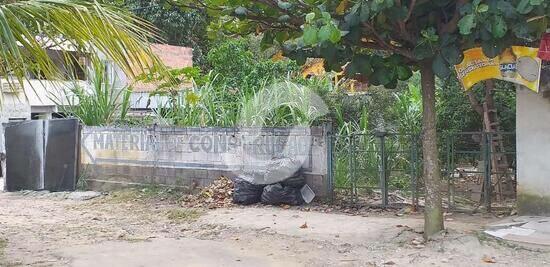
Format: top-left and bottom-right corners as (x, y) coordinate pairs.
(482, 82), (513, 201)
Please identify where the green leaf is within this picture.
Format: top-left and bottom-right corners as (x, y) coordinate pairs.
(432, 54), (450, 78)
(303, 26), (318, 45)
(360, 3), (370, 21)
(385, 79), (398, 89)
(329, 25), (341, 43)
(294, 50), (307, 65)
(275, 31), (290, 44)
(441, 45), (463, 65)
(517, 0), (534, 14)
(477, 4), (489, 12)
(421, 27), (439, 42)
(344, 11), (360, 26)
(460, 3), (474, 15)
(413, 44), (433, 60)
(481, 40), (505, 58)
(458, 14), (476, 35)
(345, 26), (362, 44)
(497, 1), (517, 18)
(491, 16), (507, 38)
(440, 33), (457, 47)
(261, 31), (275, 50)
(346, 56), (370, 76)
(396, 65), (412, 80)
(387, 6), (407, 20)
(372, 68), (392, 86)
(318, 25), (332, 42)
(344, 61), (358, 77)
(530, 0), (543, 5)
(320, 43), (337, 62)
(512, 22), (531, 40)
(278, 15), (291, 22)
(277, 1), (292, 10)
(305, 12), (316, 23)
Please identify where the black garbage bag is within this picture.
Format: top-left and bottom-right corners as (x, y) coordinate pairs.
(261, 183), (304, 206)
(280, 175), (306, 188)
(232, 177), (265, 205)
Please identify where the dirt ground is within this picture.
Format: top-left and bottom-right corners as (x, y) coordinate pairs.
(1, 190), (550, 267)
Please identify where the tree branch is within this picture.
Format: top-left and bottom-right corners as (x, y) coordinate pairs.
(362, 22), (416, 60)
(467, 90), (484, 116)
(439, 0), (468, 34)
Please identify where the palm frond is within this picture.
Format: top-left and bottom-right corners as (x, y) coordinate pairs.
(0, 0), (163, 85)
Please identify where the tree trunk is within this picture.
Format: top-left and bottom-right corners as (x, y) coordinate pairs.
(419, 61), (444, 239)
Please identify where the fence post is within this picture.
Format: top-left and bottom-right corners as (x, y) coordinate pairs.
(445, 134), (455, 209)
(324, 123), (334, 202)
(375, 131), (388, 207)
(410, 134), (418, 210)
(347, 134), (356, 200)
(484, 133), (492, 212)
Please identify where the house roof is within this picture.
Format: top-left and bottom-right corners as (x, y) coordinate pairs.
(132, 44), (193, 93)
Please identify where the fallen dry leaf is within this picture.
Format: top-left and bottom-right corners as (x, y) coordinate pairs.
(181, 176), (234, 209)
(299, 222), (308, 229)
(482, 255), (497, 263)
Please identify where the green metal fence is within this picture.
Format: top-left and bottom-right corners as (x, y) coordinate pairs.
(443, 132), (516, 212)
(328, 131), (516, 212)
(328, 132), (420, 208)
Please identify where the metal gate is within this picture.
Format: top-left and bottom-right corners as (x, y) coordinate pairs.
(328, 131), (420, 208)
(443, 132), (516, 211)
(5, 119), (80, 191)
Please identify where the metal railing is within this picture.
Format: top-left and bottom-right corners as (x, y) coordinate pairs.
(443, 132), (516, 212)
(328, 131), (420, 208)
(328, 131), (516, 212)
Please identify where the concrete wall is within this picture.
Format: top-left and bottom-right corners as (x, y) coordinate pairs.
(81, 126), (330, 197)
(0, 88), (31, 154)
(517, 86), (550, 215)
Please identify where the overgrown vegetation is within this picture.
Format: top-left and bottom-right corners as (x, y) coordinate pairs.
(106, 186), (186, 203)
(58, 60), (131, 126)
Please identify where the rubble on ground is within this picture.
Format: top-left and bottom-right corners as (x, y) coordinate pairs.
(181, 176), (234, 209)
(484, 216), (550, 246)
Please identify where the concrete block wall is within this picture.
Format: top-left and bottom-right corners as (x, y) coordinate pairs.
(81, 126), (330, 197)
(516, 87), (550, 215)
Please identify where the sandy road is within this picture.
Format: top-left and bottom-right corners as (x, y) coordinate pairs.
(0, 191), (549, 267)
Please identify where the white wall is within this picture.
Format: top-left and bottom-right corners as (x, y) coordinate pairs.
(516, 86), (550, 214)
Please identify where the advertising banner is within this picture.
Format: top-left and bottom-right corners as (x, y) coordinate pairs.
(454, 46), (541, 92)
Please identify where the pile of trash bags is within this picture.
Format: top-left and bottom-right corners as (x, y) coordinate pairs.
(232, 157), (315, 206)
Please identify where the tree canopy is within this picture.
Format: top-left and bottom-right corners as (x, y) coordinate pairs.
(173, 0), (549, 238)
(112, 0), (211, 67)
(174, 0), (548, 85)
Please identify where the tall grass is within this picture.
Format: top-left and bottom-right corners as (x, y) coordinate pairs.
(59, 60), (131, 126)
(155, 76), (241, 127)
(156, 77), (328, 127)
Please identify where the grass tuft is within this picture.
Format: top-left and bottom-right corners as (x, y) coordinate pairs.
(166, 208), (203, 222)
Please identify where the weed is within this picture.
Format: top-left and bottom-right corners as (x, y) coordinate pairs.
(106, 186), (185, 203)
(166, 208), (203, 222)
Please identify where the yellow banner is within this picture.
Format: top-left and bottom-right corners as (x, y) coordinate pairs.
(454, 46), (541, 92)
